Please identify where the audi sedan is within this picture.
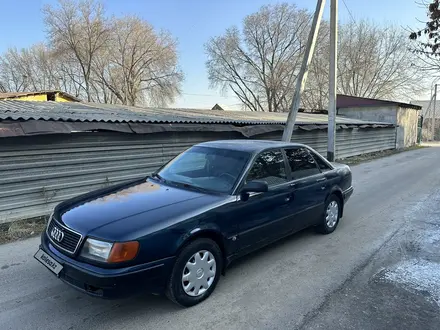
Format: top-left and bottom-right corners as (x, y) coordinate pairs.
(35, 140), (353, 307)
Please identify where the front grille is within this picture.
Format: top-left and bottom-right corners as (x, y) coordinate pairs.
(47, 219), (82, 254)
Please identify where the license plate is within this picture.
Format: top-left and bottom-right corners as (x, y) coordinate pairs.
(34, 249), (63, 275)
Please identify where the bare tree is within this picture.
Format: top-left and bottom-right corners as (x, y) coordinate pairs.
(95, 16), (183, 106)
(305, 20), (427, 109)
(302, 21), (330, 110)
(337, 21), (426, 100)
(206, 3), (426, 111)
(205, 3), (310, 112)
(408, 1), (440, 78)
(0, 48), (27, 92)
(410, 35), (440, 79)
(0, 43), (92, 98)
(43, 0), (110, 101)
(0, 0), (183, 106)
(0, 44), (61, 92)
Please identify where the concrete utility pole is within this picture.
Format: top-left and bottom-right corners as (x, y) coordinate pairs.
(327, 0), (338, 161)
(432, 84), (437, 141)
(282, 0), (326, 142)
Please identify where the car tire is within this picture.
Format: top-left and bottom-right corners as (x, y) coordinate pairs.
(166, 238), (223, 307)
(316, 194), (341, 234)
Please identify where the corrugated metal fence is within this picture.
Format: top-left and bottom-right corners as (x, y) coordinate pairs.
(0, 127), (396, 224)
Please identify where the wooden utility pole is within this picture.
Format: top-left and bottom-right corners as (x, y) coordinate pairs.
(282, 0), (326, 142)
(327, 0), (338, 161)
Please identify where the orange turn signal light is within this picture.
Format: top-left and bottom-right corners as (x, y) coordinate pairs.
(108, 241), (139, 263)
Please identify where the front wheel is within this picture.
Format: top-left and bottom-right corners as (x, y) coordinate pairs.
(166, 238), (222, 307)
(316, 194), (341, 234)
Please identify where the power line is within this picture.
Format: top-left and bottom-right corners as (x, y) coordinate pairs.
(341, 0), (356, 23)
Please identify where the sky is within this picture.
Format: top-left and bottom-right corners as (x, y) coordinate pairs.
(0, 0), (429, 108)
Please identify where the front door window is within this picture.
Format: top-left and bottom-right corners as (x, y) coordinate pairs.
(246, 149), (287, 186)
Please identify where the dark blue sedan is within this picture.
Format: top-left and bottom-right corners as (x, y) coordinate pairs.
(35, 140), (353, 307)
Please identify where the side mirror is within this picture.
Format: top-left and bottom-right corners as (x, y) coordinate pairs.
(241, 180), (269, 193)
(240, 180), (268, 201)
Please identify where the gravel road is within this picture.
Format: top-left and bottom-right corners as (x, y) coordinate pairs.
(1, 145), (439, 330)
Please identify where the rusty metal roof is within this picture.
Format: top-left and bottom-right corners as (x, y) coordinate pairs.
(0, 91), (81, 102)
(0, 100), (393, 125)
(337, 94), (422, 111)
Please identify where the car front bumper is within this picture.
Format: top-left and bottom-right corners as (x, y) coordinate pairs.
(39, 233), (175, 299)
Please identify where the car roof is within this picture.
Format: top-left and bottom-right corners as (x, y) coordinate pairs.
(196, 140), (308, 153)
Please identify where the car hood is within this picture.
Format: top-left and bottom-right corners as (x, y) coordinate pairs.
(56, 178), (224, 237)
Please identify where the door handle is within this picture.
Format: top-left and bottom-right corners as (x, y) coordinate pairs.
(316, 177), (326, 182)
(290, 182), (296, 187)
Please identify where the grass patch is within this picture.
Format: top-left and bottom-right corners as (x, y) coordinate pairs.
(337, 145), (427, 166)
(0, 216), (48, 245)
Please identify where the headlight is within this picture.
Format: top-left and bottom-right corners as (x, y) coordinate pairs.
(80, 238), (139, 263)
(80, 238), (113, 262)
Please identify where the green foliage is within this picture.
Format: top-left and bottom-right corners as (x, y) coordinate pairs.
(410, 1), (440, 54)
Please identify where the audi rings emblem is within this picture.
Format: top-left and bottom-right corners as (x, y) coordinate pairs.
(50, 227), (64, 243)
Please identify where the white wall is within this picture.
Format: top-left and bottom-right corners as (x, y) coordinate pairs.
(397, 107), (419, 147)
(338, 105), (420, 147)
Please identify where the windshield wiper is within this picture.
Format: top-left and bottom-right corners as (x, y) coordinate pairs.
(150, 175), (214, 194)
(151, 172), (166, 182)
(173, 181), (212, 194)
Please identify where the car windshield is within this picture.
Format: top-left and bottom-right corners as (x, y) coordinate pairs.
(157, 146), (251, 194)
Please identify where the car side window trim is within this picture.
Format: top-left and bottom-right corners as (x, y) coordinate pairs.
(303, 148), (321, 172)
(288, 171), (325, 185)
(242, 179), (293, 198)
(306, 147), (335, 170)
(281, 148), (293, 181)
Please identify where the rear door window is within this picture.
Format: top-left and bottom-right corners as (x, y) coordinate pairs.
(285, 147), (320, 180)
(310, 151), (332, 172)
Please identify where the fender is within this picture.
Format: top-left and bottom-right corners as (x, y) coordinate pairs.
(178, 223), (227, 252)
(177, 224), (231, 274)
(326, 185), (345, 217)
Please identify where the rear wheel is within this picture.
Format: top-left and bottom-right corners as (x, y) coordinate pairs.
(166, 238), (222, 307)
(316, 194), (341, 234)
